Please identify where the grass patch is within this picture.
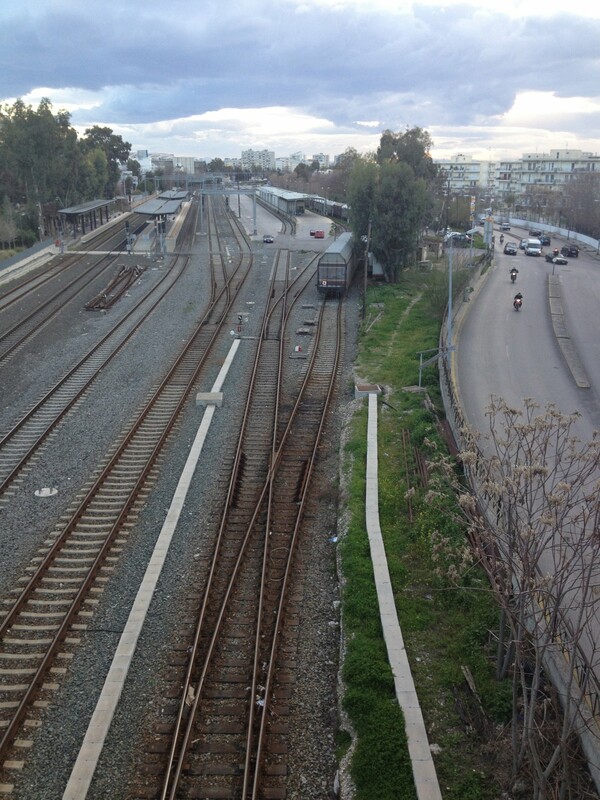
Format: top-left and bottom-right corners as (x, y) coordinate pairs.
(340, 277), (511, 799)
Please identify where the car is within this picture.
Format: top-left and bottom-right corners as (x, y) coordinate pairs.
(263, 235), (274, 243)
(529, 229), (542, 237)
(445, 232), (472, 247)
(545, 252), (567, 264)
(500, 223), (511, 231)
(314, 230), (325, 239)
(504, 242), (518, 255)
(561, 244), (579, 257)
(519, 238), (528, 250)
(540, 235), (551, 246)
(309, 229), (316, 236)
(525, 245), (542, 256)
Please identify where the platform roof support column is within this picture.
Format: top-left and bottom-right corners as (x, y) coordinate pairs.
(252, 190), (257, 235)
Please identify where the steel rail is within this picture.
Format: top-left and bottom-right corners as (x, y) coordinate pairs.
(159, 280), (338, 800)
(0, 200), (255, 766)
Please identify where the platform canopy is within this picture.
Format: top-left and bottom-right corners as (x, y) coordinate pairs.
(135, 197), (185, 216)
(58, 199), (113, 215)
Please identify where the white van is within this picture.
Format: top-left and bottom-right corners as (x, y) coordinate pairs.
(525, 238), (542, 256)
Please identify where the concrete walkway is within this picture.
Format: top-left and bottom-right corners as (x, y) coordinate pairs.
(364, 391), (442, 800)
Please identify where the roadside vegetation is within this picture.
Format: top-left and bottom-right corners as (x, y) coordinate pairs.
(339, 272), (512, 799)
(338, 266), (600, 799)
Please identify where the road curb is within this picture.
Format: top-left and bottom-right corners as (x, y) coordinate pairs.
(547, 275), (590, 389)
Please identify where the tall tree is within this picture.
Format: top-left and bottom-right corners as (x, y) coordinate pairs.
(81, 126), (131, 198)
(372, 160), (429, 280)
(346, 129), (439, 281)
(376, 126), (438, 181)
(346, 156), (377, 245)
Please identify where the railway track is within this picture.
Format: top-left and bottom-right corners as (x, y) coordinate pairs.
(0, 199), (257, 790)
(0, 201), (206, 502)
(0, 254), (192, 502)
(129, 251), (341, 798)
(0, 213), (151, 366)
(0, 254), (124, 365)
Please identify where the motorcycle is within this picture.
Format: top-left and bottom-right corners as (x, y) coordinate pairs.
(510, 269), (518, 284)
(513, 295), (523, 311)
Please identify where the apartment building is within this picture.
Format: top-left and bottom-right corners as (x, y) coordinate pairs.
(241, 149), (276, 172)
(436, 154), (493, 194)
(438, 149), (600, 201)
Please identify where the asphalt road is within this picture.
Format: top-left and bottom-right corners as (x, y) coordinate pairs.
(454, 227), (600, 751)
(456, 226), (600, 444)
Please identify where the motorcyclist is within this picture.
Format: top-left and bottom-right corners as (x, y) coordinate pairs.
(510, 267), (518, 282)
(513, 292), (523, 309)
(500, 234), (504, 244)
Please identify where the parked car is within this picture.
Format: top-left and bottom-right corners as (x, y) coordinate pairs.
(561, 244), (579, 257)
(445, 232), (472, 246)
(504, 242), (518, 255)
(263, 234), (274, 243)
(314, 230), (325, 239)
(540, 234), (551, 246)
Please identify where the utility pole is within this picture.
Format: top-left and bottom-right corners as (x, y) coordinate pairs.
(362, 219), (371, 320)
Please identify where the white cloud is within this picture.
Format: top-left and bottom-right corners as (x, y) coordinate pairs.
(2, 0), (600, 160)
(502, 91), (600, 127)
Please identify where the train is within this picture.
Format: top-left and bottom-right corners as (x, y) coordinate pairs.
(316, 232), (357, 293)
(309, 196), (350, 222)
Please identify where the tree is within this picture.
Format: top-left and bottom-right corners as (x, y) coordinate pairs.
(344, 129), (439, 281)
(0, 199), (18, 249)
(293, 162), (311, 182)
(561, 173), (600, 237)
(372, 160), (429, 280)
(208, 158), (225, 173)
(127, 158), (142, 180)
(79, 148), (109, 201)
(81, 126), (131, 197)
(331, 147), (362, 198)
(346, 156), (377, 245)
(0, 99), (78, 207)
(435, 396), (600, 798)
(376, 127), (438, 181)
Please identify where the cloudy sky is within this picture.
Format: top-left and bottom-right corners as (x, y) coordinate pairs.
(1, 0), (600, 163)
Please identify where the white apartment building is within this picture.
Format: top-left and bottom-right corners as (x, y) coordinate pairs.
(312, 153), (330, 169)
(437, 149), (600, 202)
(275, 156), (304, 173)
(173, 156), (197, 174)
(436, 154), (493, 194)
(498, 149), (600, 196)
(241, 149), (276, 172)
